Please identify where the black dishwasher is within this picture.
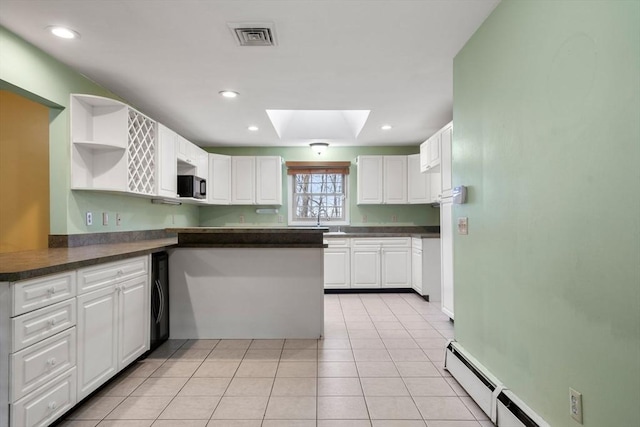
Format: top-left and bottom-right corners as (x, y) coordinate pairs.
(150, 251), (169, 351)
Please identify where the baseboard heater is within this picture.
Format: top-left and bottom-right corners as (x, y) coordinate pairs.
(444, 341), (550, 427)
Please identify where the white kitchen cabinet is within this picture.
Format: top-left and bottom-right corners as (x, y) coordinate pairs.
(383, 156), (408, 204)
(412, 237), (441, 301)
(324, 238), (351, 289)
(357, 155), (410, 204)
(231, 156), (282, 205)
(1, 272), (78, 427)
(412, 246), (423, 294)
(408, 154), (430, 204)
(440, 123), (453, 198)
(255, 156), (282, 205)
(118, 275), (149, 368)
(427, 133), (441, 170)
(76, 256), (149, 400)
(231, 156), (256, 204)
(381, 246), (411, 288)
(419, 140), (429, 173)
(76, 284), (118, 400)
(351, 238), (411, 288)
(356, 156), (384, 204)
(194, 145), (209, 180)
(441, 198), (454, 319)
(156, 124), (178, 198)
(176, 135), (196, 166)
(351, 247), (381, 288)
(208, 153), (232, 204)
(70, 94), (156, 196)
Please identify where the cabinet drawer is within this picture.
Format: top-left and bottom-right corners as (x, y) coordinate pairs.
(11, 367), (76, 427)
(351, 237), (411, 248)
(325, 238), (350, 248)
(77, 256), (148, 294)
(12, 272), (76, 317)
(11, 328), (76, 402)
(12, 299), (76, 353)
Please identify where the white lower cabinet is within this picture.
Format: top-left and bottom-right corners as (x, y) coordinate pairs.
(11, 368), (77, 427)
(411, 237), (441, 301)
(351, 247), (381, 288)
(412, 246), (423, 295)
(76, 285), (118, 400)
(350, 238), (412, 289)
(77, 258), (149, 400)
(381, 247), (411, 288)
(324, 238), (351, 289)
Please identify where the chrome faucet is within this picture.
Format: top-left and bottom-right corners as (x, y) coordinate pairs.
(316, 207), (328, 227)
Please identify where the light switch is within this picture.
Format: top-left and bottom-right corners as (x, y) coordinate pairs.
(457, 217), (468, 235)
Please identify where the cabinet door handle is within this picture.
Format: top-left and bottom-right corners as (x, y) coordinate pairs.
(48, 401), (58, 410)
(47, 318), (57, 327)
(47, 357), (57, 366)
(117, 269), (124, 276)
(47, 287), (56, 294)
(155, 279), (164, 324)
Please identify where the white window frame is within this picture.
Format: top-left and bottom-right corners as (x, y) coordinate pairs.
(287, 174), (350, 226)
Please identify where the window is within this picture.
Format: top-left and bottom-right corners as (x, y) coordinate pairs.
(286, 161), (350, 225)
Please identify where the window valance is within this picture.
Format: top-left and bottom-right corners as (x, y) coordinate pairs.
(285, 161), (351, 175)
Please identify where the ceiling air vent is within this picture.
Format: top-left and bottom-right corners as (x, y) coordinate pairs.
(228, 22), (277, 47)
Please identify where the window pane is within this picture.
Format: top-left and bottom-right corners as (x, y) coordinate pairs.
(292, 173), (345, 221)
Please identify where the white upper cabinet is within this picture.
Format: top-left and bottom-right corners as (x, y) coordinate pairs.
(231, 156), (256, 204)
(427, 133), (441, 170)
(208, 154), (231, 205)
(176, 135), (196, 165)
(70, 94), (156, 195)
(156, 124), (177, 198)
(357, 155), (409, 204)
(357, 156), (384, 204)
(408, 154), (430, 204)
(230, 156), (283, 205)
(255, 156), (283, 205)
(440, 122), (453, 198)
(383, 156), (408, 204)
(194, 145), (209, 180)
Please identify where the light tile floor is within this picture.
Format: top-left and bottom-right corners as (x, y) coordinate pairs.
(59, 293), (495, 427)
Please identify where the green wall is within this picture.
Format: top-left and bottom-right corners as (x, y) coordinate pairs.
(201, 146), (440, 227)
(453, 1), (639, 426)
(0, 27), (199, 234)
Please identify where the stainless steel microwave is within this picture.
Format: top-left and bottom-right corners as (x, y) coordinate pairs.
(177, 175), (206, 199)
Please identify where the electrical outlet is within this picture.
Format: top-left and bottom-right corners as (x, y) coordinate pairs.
(116, 213), (122, 226)
(391, 214), (398, 223)
(570, 388), (583, 424)
(102, 212), (109, 226)
(362, 215), (367, 223)
(278, 215), (283, 223)
(239, 215), (245, 224)
(458, 217), (469, 235)
(85, 212), (93, 226)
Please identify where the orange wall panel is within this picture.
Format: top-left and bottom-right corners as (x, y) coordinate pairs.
(0, 90), (50, 253)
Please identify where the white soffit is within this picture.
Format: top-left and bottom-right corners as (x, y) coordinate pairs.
(266, 110), (370, 142)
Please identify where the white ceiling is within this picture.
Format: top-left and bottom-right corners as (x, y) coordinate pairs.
(0, 0), (499, 147)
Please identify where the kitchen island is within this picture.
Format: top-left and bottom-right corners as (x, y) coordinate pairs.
(166, 227), (326, 339)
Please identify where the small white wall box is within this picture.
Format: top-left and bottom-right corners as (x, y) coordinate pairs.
(452, 186), (467, 204)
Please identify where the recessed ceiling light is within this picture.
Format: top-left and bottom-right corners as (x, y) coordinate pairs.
(47, 26), (80, 39)
(219, 90), (239, 98)
(248, 126), (259, 131)
(381, 124), (393, 130)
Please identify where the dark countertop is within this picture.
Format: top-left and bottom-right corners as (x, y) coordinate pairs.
(0, 238), (177, 282)
(167, 227), (328, 248)
(1, 226), (438, 282)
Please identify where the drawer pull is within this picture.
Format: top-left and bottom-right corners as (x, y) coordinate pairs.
(47, 318), (57, 327)
(48, 401), (58, 410)
(47, 287), (56, 294)
(47, 357), (57, 366)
